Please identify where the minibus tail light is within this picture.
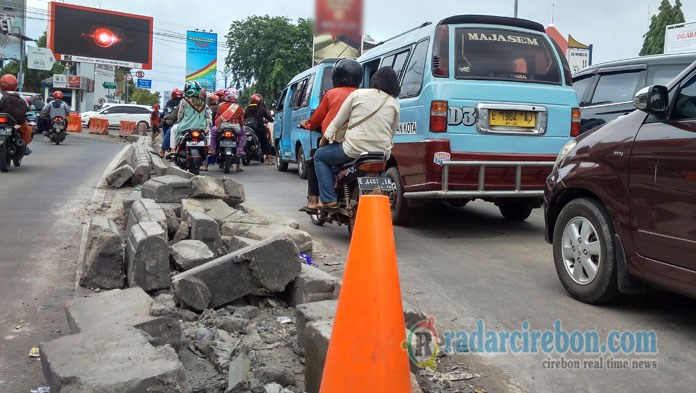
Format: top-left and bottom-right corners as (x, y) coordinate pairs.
(430, 101), (448, 133)
(571, 108), (581, 137)
(432, 25), (449, 77)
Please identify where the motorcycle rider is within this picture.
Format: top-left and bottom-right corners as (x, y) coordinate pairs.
(299, 59), (362, 211)
(0, 74), (32, 155)
(211, 88), (244, 172)
(170, 81), (211, 156)
(41, 91), (71, 136)
(244, 94), (275, 165)
(159, 89), (184, 157)
(150, 103), (161, 142)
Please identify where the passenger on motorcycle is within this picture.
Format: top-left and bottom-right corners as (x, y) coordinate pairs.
(0, 74), (33, 155)
(299, 59), (362, 211)
(150, 103), (161, 142)
(211, 88), (245, 172)
(159, 89), (184, 157)
(41, 91), (71, 137)
(244, 94), (275, 165)
(314, 67), (401, 208)
(170, 81), (211, 156)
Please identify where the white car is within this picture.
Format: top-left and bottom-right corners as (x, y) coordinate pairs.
(81, 104), (153, 128)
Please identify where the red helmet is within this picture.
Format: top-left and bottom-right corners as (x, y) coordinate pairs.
(153, 103), (160, 110)
(208, 94), (219, 106)
(0, 74), (18, 91)
(198, 89), (208, 99)
(25, 97), (32, 105)
(53, 91), (64, 99)
(171, 89), (183, 99)
(215, 89), (225, 98)
(250, 94), (263, 105)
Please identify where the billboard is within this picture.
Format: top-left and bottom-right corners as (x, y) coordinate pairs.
(665, 22), (696, 55)
(47, 2), (153, 69)
(313, 0), (363, 65)
(0, 0), (26, 60)
(186, 31), (218, 91)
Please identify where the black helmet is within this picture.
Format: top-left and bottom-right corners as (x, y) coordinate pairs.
(332, 59), (363, 88)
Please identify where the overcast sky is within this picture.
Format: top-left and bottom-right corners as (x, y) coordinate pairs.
(24, 0), (696, 95)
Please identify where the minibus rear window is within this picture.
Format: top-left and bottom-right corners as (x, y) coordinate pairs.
(454, 28), (561, 84)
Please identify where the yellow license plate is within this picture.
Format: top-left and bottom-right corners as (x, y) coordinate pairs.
(490, 110), (536, 128)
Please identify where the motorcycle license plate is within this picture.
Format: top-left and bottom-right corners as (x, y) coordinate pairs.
(55, 125), (63, 130)
(186, 141), (204, 147)
(0, 128), (12, 136)
(220, 140), (236, 148)
(357, 177), (396, 192)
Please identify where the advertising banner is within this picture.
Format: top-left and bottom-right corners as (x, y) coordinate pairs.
(186, 31), (218, 91)
(0, 0), (26, 60)
(47, 2), (153, 69)
(313, 0), (363, 65)
(665, 22), (696, 55)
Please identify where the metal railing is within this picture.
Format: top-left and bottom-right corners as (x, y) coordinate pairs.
(403, 160), (555, 199)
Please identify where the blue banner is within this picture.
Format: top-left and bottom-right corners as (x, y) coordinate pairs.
(136, 79), (152, 89)
(186, 31), (218, 91)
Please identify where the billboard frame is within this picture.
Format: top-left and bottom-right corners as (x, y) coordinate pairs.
(47, 2), (154, 69)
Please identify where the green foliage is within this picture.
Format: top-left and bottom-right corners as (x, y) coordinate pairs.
(0, 31), (65, 93)
(640, 0), (686, 56)
(130, 88), (160, 106)
(225, 15), (311, 103)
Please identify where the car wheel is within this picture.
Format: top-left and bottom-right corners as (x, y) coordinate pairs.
(552, 198), (619, 304)
(385, 167), (410, 225)
(297, 145), (307, 179)
(276, 143), (288, 172)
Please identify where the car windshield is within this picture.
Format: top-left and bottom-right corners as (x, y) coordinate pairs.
(454, 27), (561, 84)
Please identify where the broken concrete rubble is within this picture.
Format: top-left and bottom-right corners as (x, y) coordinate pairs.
(79, 217), (124, 290)
(287, 264), (340, 306)
(126, 198), (168, 235)
(221, 223), (312, 254)
(141, 175), (193, 203)
(170, 239), (215, 271)
(126, 221), (170, 291)
(188, 210), (222, 254)
(172, 237), (302, 311)
(227, 353), (250, 393)
(39, 327), (188, 393)
(106, 164), (134, 188)
(122, 190), (142, 210)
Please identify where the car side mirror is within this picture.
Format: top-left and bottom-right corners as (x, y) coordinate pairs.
(633, 85), (668, 117)
(272, 100), (278, 110)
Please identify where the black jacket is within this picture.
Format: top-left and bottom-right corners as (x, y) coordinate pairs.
(244, 104), (274, 129)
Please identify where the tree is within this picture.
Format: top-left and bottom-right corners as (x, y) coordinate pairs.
(225, 15), (311, 103)
(640, 0), (686, 55)
(0, 31), (65, 92)
(130, 88), (160, 106)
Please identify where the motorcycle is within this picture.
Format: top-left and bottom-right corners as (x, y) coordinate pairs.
(0, 113), (26, 172)
(48, 116), (67, 145)
(241, 126), (264, 166)
(173, 129), (208, 175)
(303, 151), (393, 235)
(27, 111), (38, 136)
(216, 127), (240, 174)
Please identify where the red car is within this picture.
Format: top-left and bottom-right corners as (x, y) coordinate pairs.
(544, 60), (696, 304)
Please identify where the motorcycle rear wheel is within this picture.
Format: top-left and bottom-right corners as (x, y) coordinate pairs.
(0, 145), (9, 172)
(242, 154), (251, 166)
(190, 157), (201, 176)
(223, 155), (231, 174)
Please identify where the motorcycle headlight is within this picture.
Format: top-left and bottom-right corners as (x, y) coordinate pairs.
(555, 140), (577, 168)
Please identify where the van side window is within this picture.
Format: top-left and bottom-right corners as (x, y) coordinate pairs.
(320, 67), (334, 99)
(672, 73), (696, 120)
(362, 59), (380, 87)
(649, 65), (688, 86)
(293, 79), (307, 109)
(277, 89), (287, 111)
(392, 50), (411, 80)
(381, 55), (395, 68)
(400, 39), (429, 98)
(302, 74), (315, 108)
(590, 71), (641, 105)
(572, 75), (593, 106)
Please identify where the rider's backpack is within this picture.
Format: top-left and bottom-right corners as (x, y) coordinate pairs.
(244, 114), (258, 129)
(0, 91), (28, 124)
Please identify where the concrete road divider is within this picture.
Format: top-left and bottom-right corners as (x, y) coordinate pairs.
(120, 120), (137, 137)
(88, 118), (109, 135)
(66, 116), (82, 132)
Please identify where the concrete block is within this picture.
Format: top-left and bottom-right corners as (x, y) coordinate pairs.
(190, 176), (227, 199)
(170, 239), (214, 271)
(151, 152), (169, 177)
(127, 198), (168, 235)
(141, 175), (193, 203)
(106, 164), (134, 188)
(172, 237), (302, 311)
(122, 190), (142, 210)
(126, 134), (140, 143)
(222, 223), (312, 254)
(113, 144), (135, 169)
(158, 202), (182, 217)
(188, 211), (222, 253)
(221, 236), (259, 254)
(166, 165), (195, 179)
(131, 146), (152, 186)
(296, 300), (337, 352)
(222, 178), (245, 207)
(303, 320), (333, 393)
(287, 264), (339, 306)
(66, 287), (180, 349)
(40, 327), (188, 393)
(126, 221), (170, 291)
(79, 217), (124, 290)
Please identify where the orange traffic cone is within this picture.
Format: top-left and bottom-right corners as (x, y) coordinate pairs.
(319, 194), (411, 393)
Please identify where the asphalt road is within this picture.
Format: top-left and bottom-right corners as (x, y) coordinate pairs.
(0, 133), (123, 392)
(208, 160), (696, 393)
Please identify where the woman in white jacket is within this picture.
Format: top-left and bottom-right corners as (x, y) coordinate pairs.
(314, 67), (401, 207)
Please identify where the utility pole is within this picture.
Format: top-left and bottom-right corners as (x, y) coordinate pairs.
(514, 0), (518, 18)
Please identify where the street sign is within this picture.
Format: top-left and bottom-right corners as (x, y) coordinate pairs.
(102, 82), (117, 89)
(125, 73), (133, 81)
(98, 97), (106, 105)
(135, 70), (145, 78)
(27, 47), (55, 71)
(136, 79), (152, 89)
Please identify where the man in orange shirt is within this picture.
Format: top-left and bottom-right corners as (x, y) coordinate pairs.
(299, 59), (363, 211)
